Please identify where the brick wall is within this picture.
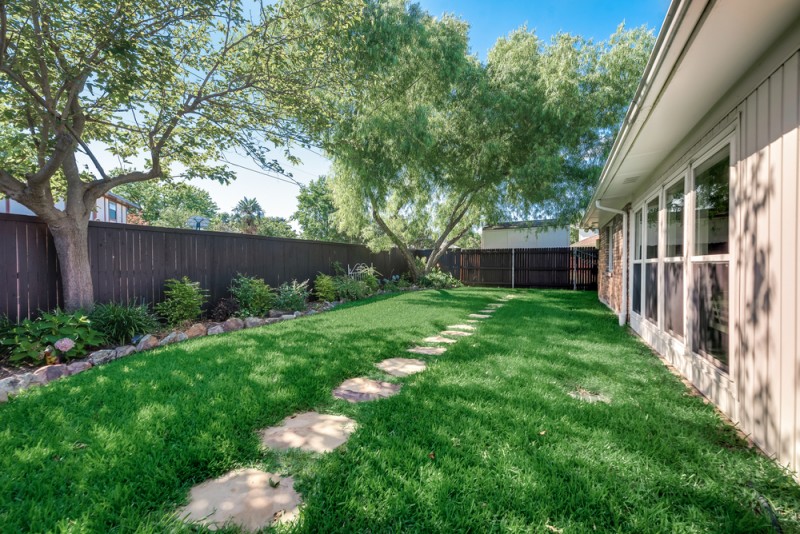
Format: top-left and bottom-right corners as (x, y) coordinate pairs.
(598, 214), (625, 314)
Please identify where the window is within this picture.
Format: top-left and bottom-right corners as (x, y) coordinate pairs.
(108, 201), (118, 222)
(606, 226), (614, 272)
(631, 209), (642, 315)
(663, 179), (685, 339)
(644, 197), (659, 324)
(691, 146), (730, 369)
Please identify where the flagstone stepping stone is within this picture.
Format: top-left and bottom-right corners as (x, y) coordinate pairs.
(468, 314), (491, 319)
(447, 324), (476, 331)
(178, 468), (301, 531)
(333, 377), (401, 403)
(407, 346), (447, 356)
(568, 388), (610, 404)
(376, 357), (427, 377)
(478, 309), (496, 313)
(440, 330), (472, 337)
(259, 412), (357, 453)
(423, 335), (457, 344)
(486, 303), (504, 308)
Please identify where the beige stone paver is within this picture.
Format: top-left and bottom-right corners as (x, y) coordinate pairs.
(422, 335), (457, 344)
(478, 309), (496, 313)
(440, 330), (472, 337)
(568, 389), (610, 404)
(407, 346), (447, 356)
(486, 303), (504, 308)
(447, 324), (476, 331)
(178, 468), (301, 531)
(333, 377), (401, 403)
(259, 412), (356, 453)
(376, 357), (427, 377)
(468, 314), (491, 319)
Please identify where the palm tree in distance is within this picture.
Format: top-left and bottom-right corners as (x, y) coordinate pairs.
(232, 197), (264, 234)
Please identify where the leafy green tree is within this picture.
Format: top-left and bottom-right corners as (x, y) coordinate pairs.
(0, 0), (361, 310)
(323, 3), (653, 278)
(232, 197), (263, 233)
(292, 176), (350, 242)
(256, 217), (296, 238)
(114, 181), (218, 225)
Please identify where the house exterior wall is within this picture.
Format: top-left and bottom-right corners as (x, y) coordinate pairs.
(624, 42), (800, 475)
(598, 214), (624, 314)
(481, 226), (569, 249)
(2, 197), (128, 223)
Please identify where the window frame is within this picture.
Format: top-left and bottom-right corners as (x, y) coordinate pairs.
(661, 172), (688, 341)
(108, 200), (118, 222)
(642, 192), (661, 327)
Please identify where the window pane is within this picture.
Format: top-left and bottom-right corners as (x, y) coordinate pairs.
(694, 149), (729, 255)
(664, 262), (683, 338)
(646, 198), (659, 259)
(665, 180), (684, 257)
(692, 263), (729, 367)
(645, 263), (658, 322)
(634, 210), (642, 260)
(632, 264), (641, 314)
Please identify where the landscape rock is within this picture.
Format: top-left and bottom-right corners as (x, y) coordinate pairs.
(264, 318), (281, 325)
(17, 373), (35, 389)
(280, 314), (296, 321)
(66, 361), (92, 375)
(32, 364), (67, 384)
(114, 345), (136, 359)
(89, 349), (117, 366)
(244, 317), (265, 329)
(135, 334), (159, 352)
(306, 310), (317, 315)
(222, 317), (244, 332)
(293, 311), (302, 318)
(0, 376), (23, 396)
(207, 324), (225, 335)
(159, 331), (188, 346)
(0, 390), (7, 403)
(269, 309), (291, 318)
(184, 323), (207, 338)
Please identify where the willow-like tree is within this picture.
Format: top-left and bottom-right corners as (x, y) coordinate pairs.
(323, 1), (653, 279)
(0, 0), (360, 310)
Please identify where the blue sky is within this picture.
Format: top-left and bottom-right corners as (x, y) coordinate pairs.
(192, 0), (671, 223)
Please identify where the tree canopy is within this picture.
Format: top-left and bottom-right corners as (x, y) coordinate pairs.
(114, 181), (218, 226)
(322, 1), (654, 277)
(292, 176), (352, 242)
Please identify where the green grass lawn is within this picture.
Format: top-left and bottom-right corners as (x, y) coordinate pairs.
(1, 289), (798, 532)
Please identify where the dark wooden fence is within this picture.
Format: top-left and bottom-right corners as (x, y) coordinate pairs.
(0, 214), (407, 322)
(434, 247), (598, 289)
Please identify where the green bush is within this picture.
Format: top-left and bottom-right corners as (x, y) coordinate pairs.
(333, 276), (371, 301)
(314, 273), (337, 302)
(274, 280), (310, 312)
(0, 310), (104, 363)
(420, 267), (462, 289)
(89, 301), (159, 346)
(230, 274), (274, 317)
(0, 315), (13, 358)
(155, 277), (208, 326)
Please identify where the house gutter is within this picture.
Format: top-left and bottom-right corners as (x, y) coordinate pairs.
(595, 201), (627, 327)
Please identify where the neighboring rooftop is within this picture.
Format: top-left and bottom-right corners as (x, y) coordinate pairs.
(571, 234), (599, 248)
(482, 219), (561, 231)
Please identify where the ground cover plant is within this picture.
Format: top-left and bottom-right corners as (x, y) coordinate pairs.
(0, 290), (797, 532)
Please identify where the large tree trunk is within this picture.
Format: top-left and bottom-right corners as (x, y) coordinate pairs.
(49, 218), (94, 311)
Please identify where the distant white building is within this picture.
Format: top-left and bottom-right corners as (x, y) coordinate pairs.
(2, 191), (138, 223)
(480, 220), (569, 249)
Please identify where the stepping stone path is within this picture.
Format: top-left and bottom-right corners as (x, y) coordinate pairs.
(408, 346), (447, 356)
(440, 330), (472, 337)
(486, 303), (504, 308)
(259, 412), (357, 453)
(178, 468), (301, 531)
(423, 335), (457, 344)
(468, 314), (491, 319)
(466, 319), (480, 324)
(478, 309), (495, 313)
(333, 377), (401, 403)
(448, 324), (476, 331)
(568, 388), (610, 404)
(376, 358), (427, 377)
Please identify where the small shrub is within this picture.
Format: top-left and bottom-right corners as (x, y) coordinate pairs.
(210, 297), (240, 322)
(230, 274), (274, 317)
(274, 279), (310, 312)
(314, 273), (337, 302)
(89, 301), (159, 346)
(0, 310), (104, 363)
(333, 276), (371, 301)
(155, 277), (208, 326)
(420, 267), (462, 289)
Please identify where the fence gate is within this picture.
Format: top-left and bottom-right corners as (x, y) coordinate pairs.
(436, 247), (598, 290)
